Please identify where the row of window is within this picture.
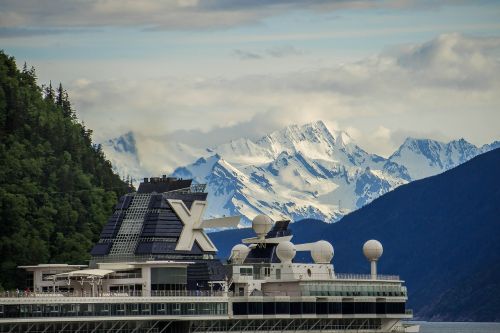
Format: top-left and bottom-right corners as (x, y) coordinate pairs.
(0, 302), (227, 318)
(300, 283), (407, 297)
(232, 302), (406, 316)
(303, 290), (406, 297)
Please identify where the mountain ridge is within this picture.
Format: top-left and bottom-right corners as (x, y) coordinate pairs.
(103, 122), (498, 224)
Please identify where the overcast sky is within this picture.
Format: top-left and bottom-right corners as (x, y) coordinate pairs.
(1, 0), (499, 156)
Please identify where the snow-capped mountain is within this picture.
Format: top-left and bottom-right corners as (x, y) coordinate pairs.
(102, 131), (206, 183)
(172, 121), (408, 224)
(389, 138), (478, 180)
(102, 121), (498, 225)
(103, 132), (143, 182)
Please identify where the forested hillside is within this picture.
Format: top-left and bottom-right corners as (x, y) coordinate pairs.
(0, 51), (132, 289)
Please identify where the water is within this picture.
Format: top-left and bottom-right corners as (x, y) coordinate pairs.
(416, 322), (500, 333)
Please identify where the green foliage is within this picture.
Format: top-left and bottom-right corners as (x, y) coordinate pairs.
(0, 51), (133, 289)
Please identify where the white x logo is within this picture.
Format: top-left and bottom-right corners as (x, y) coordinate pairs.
(168, 199), (217, 252)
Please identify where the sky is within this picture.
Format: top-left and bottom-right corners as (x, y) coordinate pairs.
(1, 0), (500, 157)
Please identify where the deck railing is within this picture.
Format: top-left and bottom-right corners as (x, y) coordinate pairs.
(335, 273), (400, 281)
(0, 290), (227, 298)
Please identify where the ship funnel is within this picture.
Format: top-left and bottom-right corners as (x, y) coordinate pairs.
(363, 240), (383, 280)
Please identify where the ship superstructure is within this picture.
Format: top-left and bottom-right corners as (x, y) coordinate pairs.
(0, 177), (418, 333)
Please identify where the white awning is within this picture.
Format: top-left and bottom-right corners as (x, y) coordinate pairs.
(46, 269), (114, 280)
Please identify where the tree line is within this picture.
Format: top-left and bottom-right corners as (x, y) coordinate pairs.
(0, 51), (133, 289)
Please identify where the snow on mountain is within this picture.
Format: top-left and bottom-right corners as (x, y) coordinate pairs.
(102, 131), (207, 183)
(171, 121), (407, 224)
(388, 137), (484, 180)
(103, 131), (144, 182)
(103, 122), (498, 226)
(481, 140), (500, 153)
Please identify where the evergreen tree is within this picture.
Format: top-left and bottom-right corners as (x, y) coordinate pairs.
(44, 81), (54, 102)
(56, 82), (64, 107)
(0, 51), (133, 289)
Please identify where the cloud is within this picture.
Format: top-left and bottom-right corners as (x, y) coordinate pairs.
(395, 33), (500, 89)
(66, 33), (500, 156)
(233, 49), (263, 60)
(0, 0), (489, 33)
(0, 27), (90, 38)
(233, 45), (303, 60)
(267, 45), (303, 58)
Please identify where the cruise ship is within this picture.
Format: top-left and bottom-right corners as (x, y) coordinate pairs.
(0, 176), (419, 333)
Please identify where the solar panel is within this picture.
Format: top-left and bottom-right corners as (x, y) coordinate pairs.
(99, 212), (126, 238)
(90, 242), (113, 256)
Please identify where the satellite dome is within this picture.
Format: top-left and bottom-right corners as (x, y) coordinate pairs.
(252, 214), (273, 238)
(230, 244), (250, 263)
(276, 241), (296, 263)
(363, 240), (383, 261)
(311, 240), (334, 264)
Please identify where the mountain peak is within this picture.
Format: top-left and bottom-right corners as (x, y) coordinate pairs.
(389, 136), (482, 180)
(107, 131), (137, 155)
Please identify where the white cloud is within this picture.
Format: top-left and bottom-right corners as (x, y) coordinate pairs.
(0, 0), (490, 34)
(67, 33), (500, 157)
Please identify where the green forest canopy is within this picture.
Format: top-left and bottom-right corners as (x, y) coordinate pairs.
(0, 51), (133, 290)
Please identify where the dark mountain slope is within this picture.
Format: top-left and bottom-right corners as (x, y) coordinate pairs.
(211, 148), (500, 321)
(0, 51), (132, 289)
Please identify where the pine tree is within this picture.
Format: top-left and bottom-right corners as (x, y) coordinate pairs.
(56, 82), (64, 107)
(44, 81), (55, 102)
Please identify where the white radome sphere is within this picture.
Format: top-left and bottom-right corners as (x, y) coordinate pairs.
(311, 240), (334, 264)
(363, 240), (383, 261)
(252, 214), (273, 238)
(230, 244), (250, 262)
(276, 241), (296, 263)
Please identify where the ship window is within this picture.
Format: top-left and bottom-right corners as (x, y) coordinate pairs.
(316, 302), (328, 314)
(263, 267), (271, 277)
(151, 267), (186, 284)
(307, 269), (312, 277)
(276, 269), (281, 279)
(290, 302), (301, 315)
(328, 302), (342, 314)
(25, 272), (34, 290)
(263, 302), (275, 315)
(276, 302), (290, 314)
(240, 267), (253, 276)
(248, 302), (262, 315)
(342, 302), (355, 314)
(233, 302), (247, 315)
(302, 302), (315, 314)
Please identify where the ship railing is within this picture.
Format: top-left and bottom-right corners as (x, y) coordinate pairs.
(150, 290), (226, 297)
(0, 290), (226, 298)
(335, 273), (400, 281)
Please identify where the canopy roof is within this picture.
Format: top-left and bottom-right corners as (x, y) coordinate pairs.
(47, 269), (114, 280)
